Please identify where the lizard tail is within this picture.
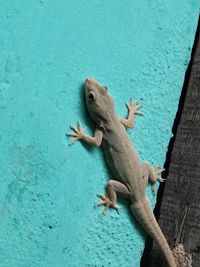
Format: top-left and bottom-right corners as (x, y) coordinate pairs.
(131, 199), (177, 267)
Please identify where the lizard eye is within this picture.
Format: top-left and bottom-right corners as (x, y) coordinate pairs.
(88, 92), (95, 100)
(100, 86), (108, 95)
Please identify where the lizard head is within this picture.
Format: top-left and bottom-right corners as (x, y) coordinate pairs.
(84, 77), (115, 125)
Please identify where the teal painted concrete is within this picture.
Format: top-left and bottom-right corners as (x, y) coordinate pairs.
(0, 1), (199, 266)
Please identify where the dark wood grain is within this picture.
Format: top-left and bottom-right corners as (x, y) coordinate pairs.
(141, 18), (200, 267)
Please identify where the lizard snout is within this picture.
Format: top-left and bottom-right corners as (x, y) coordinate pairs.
(85, 77), (96, 85)
(85, 77), (102, 97)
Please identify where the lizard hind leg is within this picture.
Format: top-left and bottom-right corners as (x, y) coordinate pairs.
(142, 162), (165, 192)
(97, 180), (130, 215)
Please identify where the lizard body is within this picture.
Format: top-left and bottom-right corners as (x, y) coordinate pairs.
(68, 78), (177, 267)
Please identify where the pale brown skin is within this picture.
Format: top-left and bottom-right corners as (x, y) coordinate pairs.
(68, 78), (177, 267)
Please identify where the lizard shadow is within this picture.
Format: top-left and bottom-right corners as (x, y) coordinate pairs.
(66, 82), (95, 152)
(78, 82), (96, 153)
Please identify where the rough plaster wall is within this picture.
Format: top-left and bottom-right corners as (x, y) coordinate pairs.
(0, 1), (199, 267)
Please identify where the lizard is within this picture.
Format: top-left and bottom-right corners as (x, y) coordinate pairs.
(68, 77), (187, 267)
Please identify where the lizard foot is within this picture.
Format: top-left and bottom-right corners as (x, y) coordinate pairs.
(151, 165), (166, 192)
(154, 165), (166, 182)
(126, 98), (143, 116)
(97, 194), (120, 215)
(67, 122), (86, 144)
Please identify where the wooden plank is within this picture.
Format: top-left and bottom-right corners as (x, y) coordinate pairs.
(141, 18), (200, 267)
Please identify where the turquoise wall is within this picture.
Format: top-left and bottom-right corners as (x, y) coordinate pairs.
(0, 1), (199, 266)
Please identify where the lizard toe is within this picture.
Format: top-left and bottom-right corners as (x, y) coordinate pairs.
(97, 194), (120, 215)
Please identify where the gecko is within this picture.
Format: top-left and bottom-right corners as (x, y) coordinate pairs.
(68, 77), (188, 267)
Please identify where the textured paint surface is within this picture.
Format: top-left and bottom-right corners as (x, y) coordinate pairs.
(0, 1), (199, 267)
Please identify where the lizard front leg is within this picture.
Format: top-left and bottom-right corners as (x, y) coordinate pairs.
(68, 122), (103, 147)
(97, 180), (131, 215)
(120, 98), (142, 129)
